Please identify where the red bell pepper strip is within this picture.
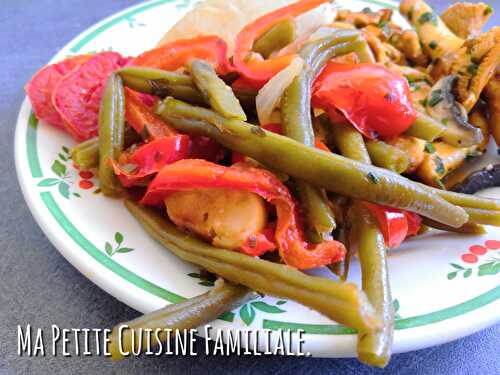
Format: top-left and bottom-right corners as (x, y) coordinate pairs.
(111, 135), (192, 187)
(363, 202), (421, 248)
(111, 134), (224, 187)
(312, 63), (417, 139)
(240, 224), (277, 257)
(233, 0), (329, 85)
(125, 88), (177, 139)
(404, 211), (422, 237)
(132, 35), (233, 75)
(141, 159), (346, 269)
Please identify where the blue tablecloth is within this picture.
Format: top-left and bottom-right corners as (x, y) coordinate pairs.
(1, 1), (498, 373)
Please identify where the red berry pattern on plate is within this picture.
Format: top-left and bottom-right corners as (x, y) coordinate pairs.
(448, 240), (500, 280)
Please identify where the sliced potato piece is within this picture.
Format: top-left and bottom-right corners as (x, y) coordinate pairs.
(165, 188), (267, 250)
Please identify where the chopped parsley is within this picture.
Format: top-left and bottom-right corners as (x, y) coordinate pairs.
(441, 118), (449, 125)
(378, 19), (388, 28)
(428, 89), (444, 107)
(407, 77), (418, 91)
(428, 40), (438, 50)
(407, 6), (414, 21)
(425, 142), (436, 153)
(418, 12), (437, 25)
(484, 5), (493, 16)
(434, 155), (445, 176)
(250, 126), (266, 136)
(467, 63), (479, 76)
(433, 177), (446, 189)
(367, 172), (380, 184)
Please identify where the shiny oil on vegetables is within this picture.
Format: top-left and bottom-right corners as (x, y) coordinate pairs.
(25, 0), (500, 368)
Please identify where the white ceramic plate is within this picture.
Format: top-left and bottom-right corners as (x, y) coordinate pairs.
(15, 0), (500, 358)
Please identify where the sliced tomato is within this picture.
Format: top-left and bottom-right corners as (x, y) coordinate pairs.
(312, 63), (417, 139)
(25, 55), (92, 129)
(52, 52), (129, 141)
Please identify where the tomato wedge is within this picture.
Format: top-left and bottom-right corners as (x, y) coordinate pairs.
(312, 63), (417, 139)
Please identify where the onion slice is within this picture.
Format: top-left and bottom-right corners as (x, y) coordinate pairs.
(256, 56), (304, 125)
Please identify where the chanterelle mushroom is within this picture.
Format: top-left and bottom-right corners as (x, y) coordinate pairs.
(425, 75), (483, 147)
(441, 2), (493, 39)
(484, 70), (500, 146)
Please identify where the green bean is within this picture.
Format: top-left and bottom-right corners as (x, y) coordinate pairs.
(155, 84), (207, 105)
(109, 279), (253, 360)
(296, 181), (336, 241)
(188, 59), (246, 121)
(327, 115), (370, 282)
(349, 203), (393, 368)
(463, 207), (500, 226)
(125, 200), (381, 331)
(157, 98), (468, 227)
(422, 219), (487, 234)
(281, 33), (362, 241)
(98, 73), (125, 196)
(117, 66), (194, 92)
(253, 18), (295, 59)
(71, 137), (99, 170)
(404, 112), (446, 141)
(330, 121), (371, 164)
(71, 127), (143, 170)
(354, 37), (376, 63)
(431, 187), (500, 211)
(366, 140), (411, 174)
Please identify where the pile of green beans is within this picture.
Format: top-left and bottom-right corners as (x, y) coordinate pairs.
(109, 279), (253, 360)
(85, 30), (500, 368)
(157, 97), (469, 227)
(125, 200), (381, 332)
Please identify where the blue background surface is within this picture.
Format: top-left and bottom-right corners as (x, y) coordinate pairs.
(0, 1), (499, 374)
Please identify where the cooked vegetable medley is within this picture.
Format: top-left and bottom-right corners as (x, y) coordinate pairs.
(25, 0), (499, 367)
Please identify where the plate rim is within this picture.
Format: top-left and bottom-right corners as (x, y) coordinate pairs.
(14, 0), (500, 357)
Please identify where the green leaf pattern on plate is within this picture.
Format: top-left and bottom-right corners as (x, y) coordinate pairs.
(37, 146), (80, 200)
(238, 299), (288, 326)
(104, 232), (134, 257)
